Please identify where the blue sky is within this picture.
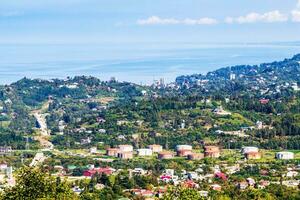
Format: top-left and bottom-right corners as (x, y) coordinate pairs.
(0, 0), (300, 44)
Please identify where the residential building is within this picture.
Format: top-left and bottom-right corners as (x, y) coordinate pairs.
(118, 151), (133, 159)
(187, 153), (204, 160)
(276, 151), (294, 160)
(204, 146), (220, 158)
(137, 148), (153, 156)
(158, 151), (174, 159)
(118, 145), (133, 152)
(245, 152), (261, 159)
(148, 144), (163, 153)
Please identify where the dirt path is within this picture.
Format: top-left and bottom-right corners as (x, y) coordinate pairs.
(32, 100), (54, 150)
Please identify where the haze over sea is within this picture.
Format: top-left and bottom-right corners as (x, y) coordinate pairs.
(1, 43), (300, 85)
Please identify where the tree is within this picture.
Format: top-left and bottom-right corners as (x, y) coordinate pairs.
(0, 166), (77, 200)
(162, 187), (203, 200)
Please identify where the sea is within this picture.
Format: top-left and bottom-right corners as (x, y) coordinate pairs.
(0, 43), (300, 85)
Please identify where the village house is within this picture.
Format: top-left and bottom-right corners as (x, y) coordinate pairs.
(204, 146), (220, 158)
(118, 145), (133, 152)
(187, 153), (204, 160)
(106, 148), (119, 157)
(118, 151), (133, 159)
(211, 184), (222, 191)
(238, 181), (248, 190)
(131, 168), (147, 176)
(158, 151), (174, 159)
(89, 147), (97, 154)
(276, 151), (294, 160)
(148, 144), (163, 153)
(177, 149), (193, 157)
(246, 178), (256, 186)
(199, 191), (209, 198)
(213, 106), (231, 116)
(137, 148), (153, 156)
(286, 171), (298, 178)
(242, 146), (259, 154)
(176, 145), (192, 151)
(257, 180), (270, 189)
(245, 152), (261, 159)
(0, 146), (12, 155)
(83, 167), (114, 177)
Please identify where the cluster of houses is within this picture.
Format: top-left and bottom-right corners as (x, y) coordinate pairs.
(241, 146), (295, 160)
(105, 144), (221, 160)
(105, 144), (296, 161)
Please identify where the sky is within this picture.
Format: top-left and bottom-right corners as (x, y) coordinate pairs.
(0, 0), (300, 45)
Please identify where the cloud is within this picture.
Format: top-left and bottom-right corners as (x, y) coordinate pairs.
(137, 16), (218, 25)
(292, 10), (300, 22)
(298, 0), (300, 8)
(225, 10), (288, 24)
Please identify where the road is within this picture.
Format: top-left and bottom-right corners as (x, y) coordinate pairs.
(32, 101), (54, 150)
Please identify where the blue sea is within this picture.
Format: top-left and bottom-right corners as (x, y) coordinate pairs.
(0, 43), (300, 85)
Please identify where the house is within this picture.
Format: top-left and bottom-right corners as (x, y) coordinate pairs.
(286, 171), (298, 178)
(211, 184), (222, 191)
(259, 98), (269, 104)
(246, 178), (255, 186)
(245, 152), (261, 159)
(242, 146), (259, 154)
(199, 191), (209, 197)
(131, 189), (154, 198)
(176, 145), (192, 151)
(0, 163), (8, 170)
(213, 106), (231, 116)
(256, 121), (263, 129)
(80, 138), (91, 145)
(118, 145), (133, 152)
(90, 147), (97, 154)
(158, 151), (174, 159)
(118, 151), (133, 159)
(148, 144), (163, 153)
(0, 146), (12, 155)
(276, 151), (294, 160)
(215, 172), (227, 181)
(187, 153), (204, 160)
(257, 180), (270, 189)
(106, 148), (119, 157)
(131, 168), (147, 176)
(187, 172), (199, 180)
(83, 167), (114, 177)
(204, 146), (220, 158)
(282, 180), (299, 187)
(238, 182), (248, 190)
(137, 148), (153, 156)
(182, 180), (199, 188)
(177, 149), (192, 157)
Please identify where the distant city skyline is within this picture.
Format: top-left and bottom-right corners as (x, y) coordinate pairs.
(0, 0), (300, 44)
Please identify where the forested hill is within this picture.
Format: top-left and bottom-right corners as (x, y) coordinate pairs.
(175, 53), (300, 96)
(1, 54), (300, 150)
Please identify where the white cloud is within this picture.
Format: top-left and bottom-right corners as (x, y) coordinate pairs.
(297, 0), (300, 8)
(291, 10), (300, 22)
(225, 10), (288, 24)
(137, 16), (218, 25)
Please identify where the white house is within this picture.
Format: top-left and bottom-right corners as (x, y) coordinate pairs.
(118, 145), (133, 152)
(90, 147), (97, 154)
(276, 152), (294, 160)
(242, 146), (259, 154)
(176, 145), (192, 151)
(137, 148), (153, 156)
(286, 171), (298, 178)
